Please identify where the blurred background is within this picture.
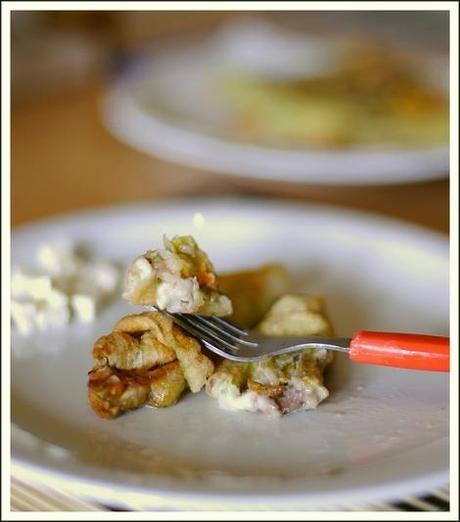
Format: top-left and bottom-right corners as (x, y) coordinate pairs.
(11, 10), (449, 231)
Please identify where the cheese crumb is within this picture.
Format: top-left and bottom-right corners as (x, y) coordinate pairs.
(11, 241), (120, 334)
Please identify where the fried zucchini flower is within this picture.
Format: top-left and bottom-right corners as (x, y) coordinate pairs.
(206, 294), (334, 416)
(88, 311), (213, 418)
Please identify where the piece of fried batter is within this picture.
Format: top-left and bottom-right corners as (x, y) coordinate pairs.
(88, 361), (187, 418)
(114, 311), (214, 392)
(88, 366), (152, 419)
(256, 294), (334, 337)
(92, 331), (176, 370)
(218, 264), (291, 328)
(148, 361), (187, 407)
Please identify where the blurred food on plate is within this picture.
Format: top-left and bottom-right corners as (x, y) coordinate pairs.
(216, 36), (448, 150)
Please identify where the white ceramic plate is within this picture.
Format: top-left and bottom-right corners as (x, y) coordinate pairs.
(101, 22), (449, 186)
(11, 198), (449, 510)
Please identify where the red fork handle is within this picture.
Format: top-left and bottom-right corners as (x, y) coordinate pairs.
(349, 330), (449, 372)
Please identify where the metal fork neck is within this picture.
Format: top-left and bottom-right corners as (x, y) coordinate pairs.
(252, 335), (351, 353)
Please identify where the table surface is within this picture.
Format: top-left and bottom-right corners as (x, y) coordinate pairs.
(12, 85), (449, 234)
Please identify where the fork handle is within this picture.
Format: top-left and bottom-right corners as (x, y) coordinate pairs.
(349, 330), (449, 372)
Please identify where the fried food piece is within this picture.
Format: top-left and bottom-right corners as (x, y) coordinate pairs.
(206, 294), (334, 416)
(122, 235), (232, 316)
(88, 310), (214, 418)
(88, 362), (187, 417)
(148, 361), (187, 407)
(256, 294), (333, 337)
(114, 312), (168, 334)
(276, 351), (330, 414)
(139, 331), (177, 365)
(205, 358), (250, 404)
(88, 366), (151, 419)
(115, 311), (214, 393)
(206, 359), (279, 416)
(92, 331), (176, 370)
(218, 264), (291, 328)
(171, 326), (214, 393)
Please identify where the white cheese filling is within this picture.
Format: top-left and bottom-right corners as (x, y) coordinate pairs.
(155, 278), (201, 313)
(209, 380), (280, 417)
(123, 248), (202, 313)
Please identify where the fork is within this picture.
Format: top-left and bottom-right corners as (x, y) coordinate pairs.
(164, 312), (450, 372)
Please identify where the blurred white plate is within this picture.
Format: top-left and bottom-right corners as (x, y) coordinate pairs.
(101, 22), (449, 186)
(11, 198), (449, 510)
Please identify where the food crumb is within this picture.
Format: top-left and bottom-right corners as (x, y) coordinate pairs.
(11, 241), (121, 334)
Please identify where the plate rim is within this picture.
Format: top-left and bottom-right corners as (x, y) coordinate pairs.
(11, 196), (449, 246)
(11, 455), (449, 509)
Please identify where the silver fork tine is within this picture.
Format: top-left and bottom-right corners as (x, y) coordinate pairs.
(189, 316), (258, 347)
(200, 341), (247, 362)
(206, 316), (249, 336)
(174, 313), (242, 353)
(161, 310), (202, 339)
(150, 306), (246, 353)
(162, 311), (233, 353)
